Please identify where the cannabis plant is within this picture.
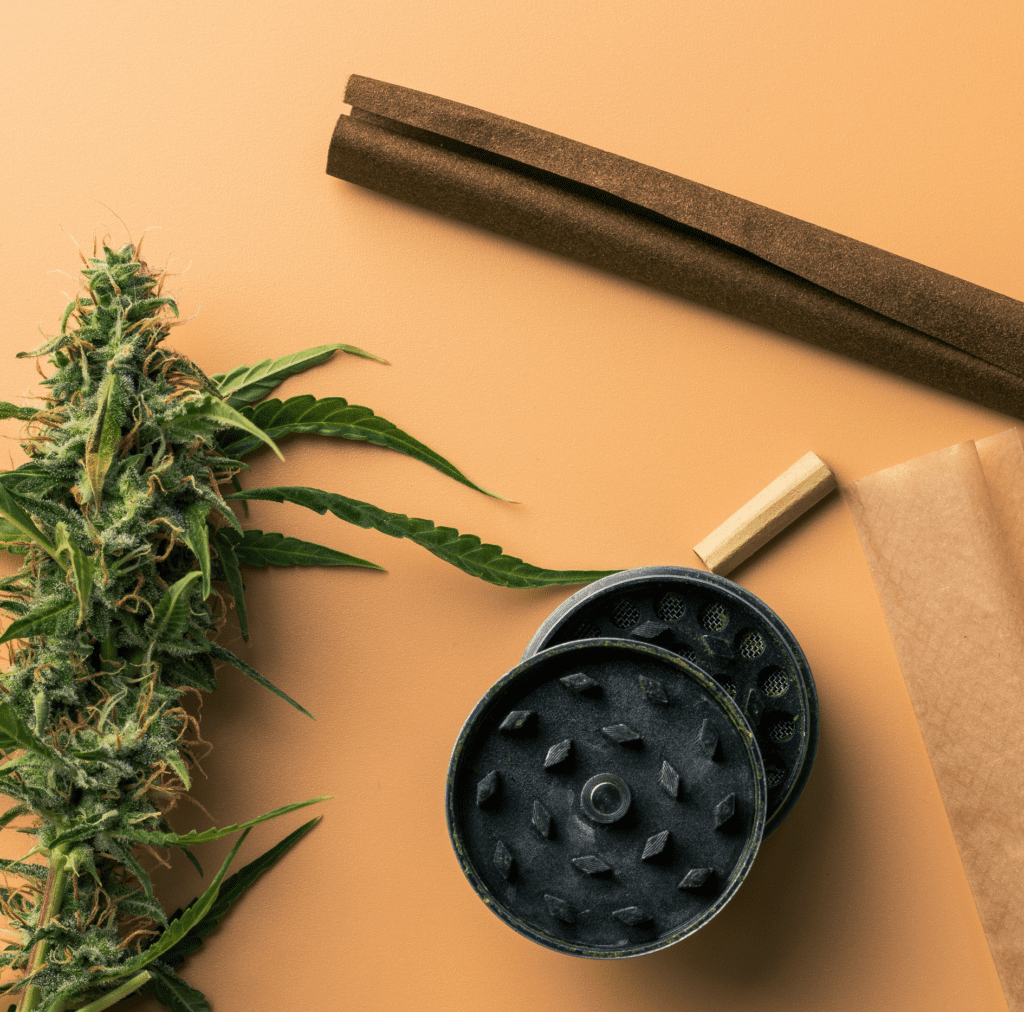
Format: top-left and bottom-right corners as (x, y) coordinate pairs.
(0, 241), (610, 1012)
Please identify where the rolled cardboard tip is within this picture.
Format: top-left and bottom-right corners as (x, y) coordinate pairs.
(693, 451), (837, 576)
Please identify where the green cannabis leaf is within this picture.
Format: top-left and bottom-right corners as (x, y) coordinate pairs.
(146, 966), (211, 1012)
(181, 502), (213, 599)
(112, 797), (330, 848)
(0, 402), (41, 423)
(219, 395), (506, 498)
(208, 642), (314, 719)
(0, 241), (612, 1012)
(0, 701), (60, 760)
(227, 486), (616, 588)
(96, 830), (252, 981)
(146, 572), (204, 661)
(218, 528), (382, 570)
(79, 372), (124, 509)
(53, 522), (94, 625)
(0, 483), (58, 559)
(155, 818), (320, 968)
(165, 396), (284, 461)
(210, 528), (250, 641)
(212, 342), (386, 407)
(0, 596), (76, 646)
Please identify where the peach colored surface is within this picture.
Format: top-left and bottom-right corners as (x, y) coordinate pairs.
(0, 3), (1021, 1011)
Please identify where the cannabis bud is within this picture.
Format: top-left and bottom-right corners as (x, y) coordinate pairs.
(0, 241), (609, 1011)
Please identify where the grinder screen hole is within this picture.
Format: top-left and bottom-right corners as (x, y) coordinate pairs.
(767, 716), (797, 743)
(573, 618), (602, 639)
(611, 599), (641, 629)
(766, 764), (786, 788)
(759, 667), (789, 697)
(738, 630), (766, 659)
(655, 592), (686, 623)
(701, 602), (729, 632)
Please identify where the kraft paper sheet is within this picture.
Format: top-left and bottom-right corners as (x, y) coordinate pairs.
(327, 75), (1024, 418)
(847, 428), (1024, 1010)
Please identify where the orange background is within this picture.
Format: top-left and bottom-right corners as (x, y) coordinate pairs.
(1, 3), (1022, 1010)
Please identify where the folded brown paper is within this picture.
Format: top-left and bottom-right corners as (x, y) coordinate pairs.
(327, 75), (1024, 418)
(848, 428), (1024, 1010)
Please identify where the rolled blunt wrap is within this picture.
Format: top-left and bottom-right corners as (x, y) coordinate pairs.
(327, 75), (1024, 417)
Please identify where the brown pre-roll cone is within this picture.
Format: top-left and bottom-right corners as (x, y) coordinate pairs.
(327, 76), (1024, 418)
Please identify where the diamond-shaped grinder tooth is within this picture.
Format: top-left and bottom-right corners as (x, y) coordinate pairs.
(476, 770), (499, 807)
(602, 723), (641, 744)
(499, 710), (535, 734)
(560, 672), (600, 694)
(544, 894), (574, 923)
(493, 840), (514, 880)
(612, 906), (650, 926)
(572, 855), (612, 875)
(698, 718), (719, 758)
(531, 800), (552, 839)
(678, 868), (714, 890)
(639, 674), (669, 703)
(641, 830), (670, 862)
(714, 793), (736, 829)
(701, 634), (735, 660)
(659, 760), (680, 798)
(543, 738), (572, 768)
(632, 619), (671, 642)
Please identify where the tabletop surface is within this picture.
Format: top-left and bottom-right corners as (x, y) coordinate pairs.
(1, 3), (1021, 1011)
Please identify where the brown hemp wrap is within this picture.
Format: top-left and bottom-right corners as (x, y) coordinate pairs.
(327, 75), (1024, 417)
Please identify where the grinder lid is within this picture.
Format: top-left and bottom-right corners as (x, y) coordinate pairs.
(446, 638), (766, 958)
(523, 567), (818, 837)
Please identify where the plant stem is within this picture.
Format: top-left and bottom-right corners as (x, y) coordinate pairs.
(70, 972), (152, 1012)
(16, 842), (70, 1012)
